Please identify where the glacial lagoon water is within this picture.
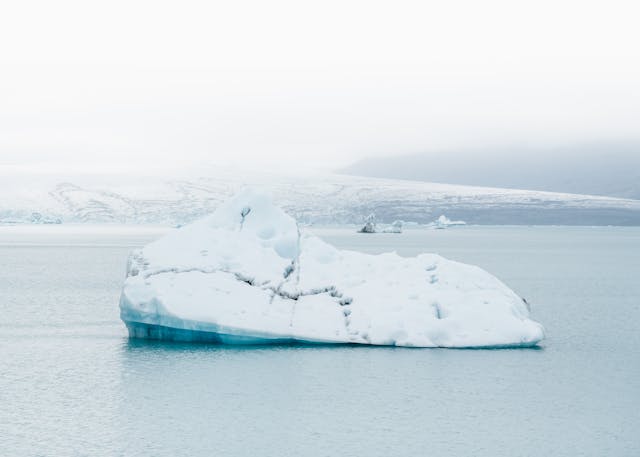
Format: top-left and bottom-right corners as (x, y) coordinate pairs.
(1, 225), (639, 456)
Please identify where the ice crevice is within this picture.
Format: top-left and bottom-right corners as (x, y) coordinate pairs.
(239, 206), (251, 230)
(138, 265), (351, 305)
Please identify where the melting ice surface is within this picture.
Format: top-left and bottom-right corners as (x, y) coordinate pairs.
(120, 189), (544, 347)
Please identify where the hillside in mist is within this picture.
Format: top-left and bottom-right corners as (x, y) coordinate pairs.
(340, 142), (640, 199)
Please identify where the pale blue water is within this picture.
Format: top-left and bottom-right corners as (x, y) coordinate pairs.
(1, 225), (639, 456)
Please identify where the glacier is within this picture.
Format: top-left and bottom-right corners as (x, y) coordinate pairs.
(3, 166), (640, 226)
(119, 189), (545, 348)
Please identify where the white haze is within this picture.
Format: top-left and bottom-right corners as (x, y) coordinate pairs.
(1, 0), (639, 173)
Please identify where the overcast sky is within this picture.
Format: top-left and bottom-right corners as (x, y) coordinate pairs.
(1, 0), (639, 173)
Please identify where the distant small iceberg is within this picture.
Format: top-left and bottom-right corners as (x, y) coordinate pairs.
(430, 215), (466, 229)
(357, 213), (378, 233)
(381, 220), (403, 233)
(357, 214), (403, 233)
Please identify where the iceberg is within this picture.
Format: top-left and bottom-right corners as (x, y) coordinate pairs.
(432, 215), (466, 229)
(357, 213), (377, 233)
(119, 189), (544, 348)
(381, 220), (403, 233)
(358, 216), (403, 234)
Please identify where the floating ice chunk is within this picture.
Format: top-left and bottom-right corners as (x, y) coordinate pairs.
(381, 220), (403, 233)
(431, 215), (466, 229)
(120, 189), (544, 348)
(358, 216), (402, 234)
(358, 213), (377, 233)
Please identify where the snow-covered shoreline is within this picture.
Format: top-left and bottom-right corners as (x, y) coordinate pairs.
(3, 170), (640, 226)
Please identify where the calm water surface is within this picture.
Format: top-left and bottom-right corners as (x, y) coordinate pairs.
(1, 225), (639, 456)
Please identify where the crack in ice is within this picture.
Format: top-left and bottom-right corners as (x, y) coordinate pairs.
(139, 264), (353, 306)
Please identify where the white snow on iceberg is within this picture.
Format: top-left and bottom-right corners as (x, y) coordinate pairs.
(120, 189), (544, 348)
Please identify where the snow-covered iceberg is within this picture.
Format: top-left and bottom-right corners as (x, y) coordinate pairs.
(432, 215), (466, 229)
(357, 213), (377, 233)
(119, 189), (544, 348)
(382, 220), (403, 233)
(358, 215), (402, 233)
